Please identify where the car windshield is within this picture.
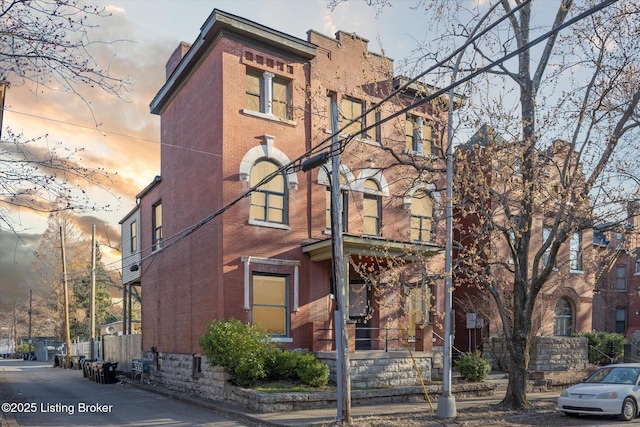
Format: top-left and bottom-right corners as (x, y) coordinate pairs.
(585, 366), (640, 385)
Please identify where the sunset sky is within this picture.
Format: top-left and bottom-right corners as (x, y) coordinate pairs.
(0, 0), (438, 297)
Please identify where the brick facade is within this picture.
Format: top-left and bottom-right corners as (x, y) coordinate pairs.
(131, 10), (448, 363)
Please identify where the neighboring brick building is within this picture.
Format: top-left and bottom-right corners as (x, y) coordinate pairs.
(122, 10), (452, 387)
(452, 127), (595, 354)
(592, 200), (640, 339)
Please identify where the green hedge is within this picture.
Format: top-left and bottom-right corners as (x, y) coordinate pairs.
(199, 319), (328, 387)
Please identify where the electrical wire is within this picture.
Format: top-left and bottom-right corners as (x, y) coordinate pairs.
(129, 0), (618, 271)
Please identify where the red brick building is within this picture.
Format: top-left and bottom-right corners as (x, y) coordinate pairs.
(452, 127), (595, 354)
(592, 201), (640, 339)
(122, 10), (451, 384)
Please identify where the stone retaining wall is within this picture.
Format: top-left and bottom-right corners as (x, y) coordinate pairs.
(141, 350), (435, 410)
(316, 350), (432, 388)
(485, 336), (589, 372)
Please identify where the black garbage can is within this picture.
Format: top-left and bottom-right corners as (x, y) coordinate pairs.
(102, 362), (119, 384)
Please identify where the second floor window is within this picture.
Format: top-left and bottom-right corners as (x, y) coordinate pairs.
(410, 190), (433, 242)
(246, 69), (291, 120)
(130, 220), (138, 253)
(616, 265), (627, 290)
(249, 159), (287, 224)
(569, 231), (582, 271)
(152, 202), (162, 251)
(363, 179), (381, 236)
(636, 258), (640, 275)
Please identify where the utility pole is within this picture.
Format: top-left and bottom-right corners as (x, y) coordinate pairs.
(60, 227), (71, 369)
(300, 98), (351, 424)
(90, 224), (96, 359)
(28, 289), (32, 353)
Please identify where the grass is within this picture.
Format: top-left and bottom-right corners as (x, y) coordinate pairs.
(253, 380), (336, 393)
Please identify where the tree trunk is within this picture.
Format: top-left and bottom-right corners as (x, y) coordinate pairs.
(501, 335), (530, 410)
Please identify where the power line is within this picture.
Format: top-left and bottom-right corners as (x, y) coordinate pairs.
(133, 0), (616, 269)
(2, 108), (222, 158)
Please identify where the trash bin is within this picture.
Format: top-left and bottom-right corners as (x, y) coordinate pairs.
(102, 362), (119, 384)
(90, 361), (102, 382)
(80, 358), (96, 378)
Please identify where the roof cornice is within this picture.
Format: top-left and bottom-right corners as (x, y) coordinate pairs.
(150, 9), (316, 115)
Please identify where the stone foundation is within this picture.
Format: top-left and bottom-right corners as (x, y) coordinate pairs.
(485, 336), (589, 372)
(142, 350), (433, 408)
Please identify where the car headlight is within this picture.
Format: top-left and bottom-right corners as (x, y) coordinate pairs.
(596, 392), (619, 399)
(560, 390), (569, 397)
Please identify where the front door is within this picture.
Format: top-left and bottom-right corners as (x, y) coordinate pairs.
(349, 280), (372, 350)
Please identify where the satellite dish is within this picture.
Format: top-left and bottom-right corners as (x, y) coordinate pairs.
(105, 325), (117, 335)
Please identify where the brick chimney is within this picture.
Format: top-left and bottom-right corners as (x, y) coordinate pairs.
(166, 42), (192, 80)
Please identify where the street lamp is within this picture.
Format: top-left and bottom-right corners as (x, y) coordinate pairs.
(436, 5), (499, 419)
(301, 101), (351, 424)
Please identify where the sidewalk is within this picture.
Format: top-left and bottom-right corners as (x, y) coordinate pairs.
(123, 372), (561, 426)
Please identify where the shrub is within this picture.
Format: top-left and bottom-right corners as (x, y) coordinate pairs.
(578, 331), (627, 364)
(267, 348), (300, 380)
(199, 318), (274, 386)
(456, 351), (491, 382)
(295, 352), (329, 387)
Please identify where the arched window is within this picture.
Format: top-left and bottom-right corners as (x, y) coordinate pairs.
(249, 159), (287, 224)
(410, 190), (433, 242)
(554, 298), (574, 336)
(363, 179), (381, 236)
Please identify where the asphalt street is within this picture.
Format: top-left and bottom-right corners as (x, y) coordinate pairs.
(0, 359), (251, 426)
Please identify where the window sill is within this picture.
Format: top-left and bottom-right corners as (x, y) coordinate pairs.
(242, 109), (296, 126)
(569, 269), (584, 275)
(271, 337), (293, 343)
(248, 219), (290, 230)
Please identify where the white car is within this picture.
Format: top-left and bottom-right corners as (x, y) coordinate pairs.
(558, 363), (640, 421)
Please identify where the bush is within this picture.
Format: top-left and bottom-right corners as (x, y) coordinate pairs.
(267, 348), (300, 380)
(456, 351), (491, 382)
(199, 318), (274, 386)
(295, 352), (329, 387)
(578, 331), (627, 364)
(199, 319), (329, 388)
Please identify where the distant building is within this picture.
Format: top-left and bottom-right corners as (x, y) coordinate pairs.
(452, 127), (595, 354)
(592, 201), (640, 339)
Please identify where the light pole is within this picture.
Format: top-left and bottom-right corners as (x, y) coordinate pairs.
(301, 100), (351, 424)
(436, 5), (499, 419)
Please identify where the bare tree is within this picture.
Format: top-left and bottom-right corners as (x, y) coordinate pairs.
(0, 0), (128, 233)
(437, 0), (639, 410)
(338, 0), (640, 410)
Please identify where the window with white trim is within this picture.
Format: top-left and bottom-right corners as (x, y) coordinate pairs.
(569, 231), (582, 271)
(252, 273), (289, 336)
(152, 202), (162, 251)
(130, 220), (138, 253)
(405, 115), (433, 155)
(410, 190), (433, 242)
(553, 298), (573, 336)
(249, 159), (287, 224)
(246, 69), (291, 120)
(363, 179), (381, 236)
